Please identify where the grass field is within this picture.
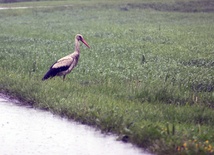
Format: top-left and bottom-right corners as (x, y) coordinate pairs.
(0, 0), (214, 154)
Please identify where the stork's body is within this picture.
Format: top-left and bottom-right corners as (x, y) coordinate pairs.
(42, 34), (90, 81)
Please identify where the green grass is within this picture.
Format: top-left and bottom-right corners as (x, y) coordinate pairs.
(0, 0), (214, 154)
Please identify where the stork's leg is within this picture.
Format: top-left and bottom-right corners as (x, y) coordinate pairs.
(63, 75), (66, 81)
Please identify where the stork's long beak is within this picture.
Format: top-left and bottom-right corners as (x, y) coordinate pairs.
(81, 39), (90, 48)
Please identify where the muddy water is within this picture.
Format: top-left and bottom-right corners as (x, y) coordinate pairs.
(0, 96), (150, 155)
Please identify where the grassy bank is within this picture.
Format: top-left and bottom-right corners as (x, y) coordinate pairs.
(0, 0), (214, 154)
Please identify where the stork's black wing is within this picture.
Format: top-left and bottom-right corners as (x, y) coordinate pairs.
(42, 65), (69, 80)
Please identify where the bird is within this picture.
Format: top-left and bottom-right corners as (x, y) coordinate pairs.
(42, 34), (90, 81)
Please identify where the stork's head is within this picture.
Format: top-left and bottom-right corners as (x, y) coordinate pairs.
(75, 34), (90, 48)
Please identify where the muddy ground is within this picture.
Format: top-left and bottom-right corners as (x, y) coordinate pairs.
(125, 0), (214, 13)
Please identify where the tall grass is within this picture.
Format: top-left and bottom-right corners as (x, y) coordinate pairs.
(0, 0), (214, 154)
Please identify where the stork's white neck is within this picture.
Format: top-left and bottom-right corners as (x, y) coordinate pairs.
(75, 38), (80, 53)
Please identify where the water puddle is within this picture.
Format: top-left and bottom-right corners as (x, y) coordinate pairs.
(0, 6), (30, 10)
(0, 95), (150, 155)
(0, 5), (73, 10)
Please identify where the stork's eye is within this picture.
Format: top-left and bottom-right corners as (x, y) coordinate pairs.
(79, 36), (83, 41)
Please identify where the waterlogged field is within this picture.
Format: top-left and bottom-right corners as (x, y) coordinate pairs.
(0, 0), (214, 154)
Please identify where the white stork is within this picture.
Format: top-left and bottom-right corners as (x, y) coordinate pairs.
(42, 34), (90, 81)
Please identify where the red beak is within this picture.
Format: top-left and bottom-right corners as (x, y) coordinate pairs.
(81, 39), (90, 48)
